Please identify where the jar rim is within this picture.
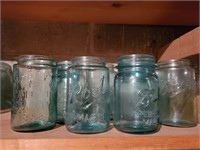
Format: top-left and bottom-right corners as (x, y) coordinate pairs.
(0, 62), (12, 71)
(156, 59), (190, 69)
(117, 54), (156, 67)
(57, 60), (72, 65)
(16, 55), (56, 66)
(71, 56), (106, 66)
(106, 63), (117, 68)
(118, 54), (155, 61)
(57, 60), (72, 70)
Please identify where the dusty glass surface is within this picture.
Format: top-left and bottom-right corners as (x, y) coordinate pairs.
(114, 54), (159, 133)
(156, 59), (197, 127)
(65, 56), (110, 133)
(106, 63), (117, 120)
(11, 55), (57, 131)
(56, 61), (71, 124)
(0, 62), (13, 111)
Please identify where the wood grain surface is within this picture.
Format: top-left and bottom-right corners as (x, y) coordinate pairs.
(158, 27), (199, 61)
(0, 112), (199, 150)
(2, 1), (199, 26)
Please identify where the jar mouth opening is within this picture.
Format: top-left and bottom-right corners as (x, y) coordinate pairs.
(156, 59), (190, 69)
(71, 56), (106, 66)
(16, 55), (56, 66)
(117, 54), (156, 68)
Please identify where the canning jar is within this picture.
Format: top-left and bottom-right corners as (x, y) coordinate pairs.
(11, 55), (57, 131)
(106, 63), (117, 120)
(65, 56), (110, 133)
(114, 54), (159, 133)
(0, 62), (13, 111)
(57, 61), (71, 124)
(194, 66), (200, 124)
(156, 59), (197, 127)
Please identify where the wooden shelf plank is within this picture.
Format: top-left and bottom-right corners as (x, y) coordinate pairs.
(0, 112), (199, 149)
(1, 1), (199, 26)
(0, 136), (199, 150)
(157, 27), (200, 61)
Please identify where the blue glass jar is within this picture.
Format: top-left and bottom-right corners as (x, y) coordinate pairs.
(106, 63), (117, 120)
(11, 55), (57, 131)
(57, 61), (71, 124)
(156, 59), (197, 127)
(0, 62), (13, 111)
(65, 56), (110, 133)
(114, 54), (159, 133)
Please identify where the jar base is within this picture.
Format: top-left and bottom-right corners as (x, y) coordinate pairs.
(12, 121), (56, 132)
(57, 118), (65, 124)
(114, 121), (159, 134)
(161, 119), (197, 127)
(66, 122), (109, 134)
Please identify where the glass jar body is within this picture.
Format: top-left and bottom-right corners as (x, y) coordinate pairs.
(57, 61), (71, 124)
(11, 55), (57, 131)
(0, 62), (13, 111)
(114, 55), (159, 133)
(156, 60), (197, 127)
(106, 63), (117, 120)
(65, 56), (110, 133)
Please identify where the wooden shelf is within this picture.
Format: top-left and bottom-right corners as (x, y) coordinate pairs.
(1, 1), (199, 26)
(158, 27), (200, 61)
(1, 2), (200, 149)
(0, 112), (199, 149)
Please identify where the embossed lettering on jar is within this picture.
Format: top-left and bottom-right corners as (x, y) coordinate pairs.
(156, 59), (197, 127)
(65, 56), (110, 133)
(11, 55), (57, 131)
(114, 54), (159, 133)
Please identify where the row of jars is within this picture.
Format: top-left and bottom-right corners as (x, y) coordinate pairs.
(10, 54), (198, 133)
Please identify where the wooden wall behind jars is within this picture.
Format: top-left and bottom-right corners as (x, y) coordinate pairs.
(1, 21), (196, 62)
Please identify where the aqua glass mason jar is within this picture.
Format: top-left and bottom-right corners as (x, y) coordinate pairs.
(114, 54), (159, 133)
(156, 59), (197, 127)
(65, 56), (110, 133)
(57, 61), (71, 124)
(0, 62), (13, 111)
(11, 55), (57, 131)
(106, 63), (117, 120)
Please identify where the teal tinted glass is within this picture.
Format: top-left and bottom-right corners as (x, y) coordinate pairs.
(114, 54), (159, 133)
(65, 56), (110, 133)
(11, 55), (57, 131)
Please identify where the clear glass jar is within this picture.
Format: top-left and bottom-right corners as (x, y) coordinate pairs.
(194, 66), (199, 95)
(106, 63), (117, 120)
(11, 55), (57, 131)
(65, 56), (110, 133)
(114, 54), (159, 133)
(194, 66), (200, 124)
(156, 59), (197, 127)
(0, 62), (13, 111)
(57, 61), (71, 124)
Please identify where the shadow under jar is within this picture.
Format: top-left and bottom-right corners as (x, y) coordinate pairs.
(11, 55), (57, 132)
(65, 56), (110, 134)
(156, 59), (197, 127)
(114, 54), (159, 134)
